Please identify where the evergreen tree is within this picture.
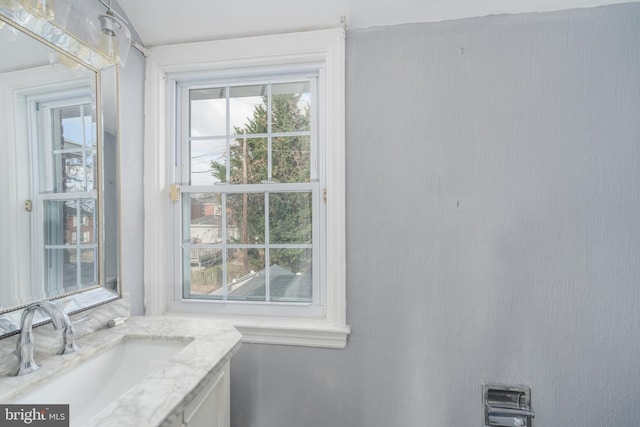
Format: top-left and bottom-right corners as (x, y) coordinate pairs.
(211, 92), (312, 276)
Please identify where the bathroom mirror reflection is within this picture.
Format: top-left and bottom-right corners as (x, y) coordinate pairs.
(0, 13), (119, 336)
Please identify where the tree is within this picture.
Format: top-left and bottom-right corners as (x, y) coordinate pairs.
(211, 92), (312, 277)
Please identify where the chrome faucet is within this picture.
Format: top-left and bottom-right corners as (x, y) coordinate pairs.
(14, 301), (79, 376)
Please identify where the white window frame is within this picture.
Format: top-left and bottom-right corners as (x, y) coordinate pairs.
(27, 89), (99, 298)
(143, 28), (349, 348)
(173, 71), (322, 315)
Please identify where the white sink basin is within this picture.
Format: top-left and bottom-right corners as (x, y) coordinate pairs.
(10, 337), (189, 426)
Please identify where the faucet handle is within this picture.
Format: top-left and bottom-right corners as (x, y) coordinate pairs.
(59, 324), (79, 355)
(73, 314), (91, 325)
(57, 314), (89, 354)
(60, 340), (79, 354)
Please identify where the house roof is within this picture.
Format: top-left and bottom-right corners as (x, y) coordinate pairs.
(225, 264), (312, 302)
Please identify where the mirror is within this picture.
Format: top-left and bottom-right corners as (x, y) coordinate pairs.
(0, 5), (120, 337)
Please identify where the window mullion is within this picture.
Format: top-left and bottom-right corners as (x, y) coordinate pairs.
(76, 200), (81, 287)
(222, 85), (231, 299)
(185, 182), (314, 193)
(180, 86), (190, 184)
(310, 77), (318, 181)
(267, 84), (272, 182)
(225, 85), (231, 184)
(179, 84), (189, 301)
(80, 104), (87, 192)
(222, 193), (228, 300)
(264, 191), (270, 302)
(312, 184), (321, 307)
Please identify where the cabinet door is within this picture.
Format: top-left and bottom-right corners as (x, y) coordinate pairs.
(184, 362), (230, 427)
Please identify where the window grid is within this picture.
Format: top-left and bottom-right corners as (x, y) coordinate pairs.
(179, 76), (319, 305)
(37, 99), (98, 292)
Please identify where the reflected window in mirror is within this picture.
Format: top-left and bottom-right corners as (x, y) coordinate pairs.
(23, 86), (99, 299)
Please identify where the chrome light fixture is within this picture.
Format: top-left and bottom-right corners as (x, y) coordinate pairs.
(0, 0), (17, 11)
(0, 0), (16, 33)
(18, 0), (55, 21)
(89, 0), (130, 67)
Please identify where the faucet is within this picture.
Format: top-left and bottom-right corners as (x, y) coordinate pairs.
(14, 301), (79, 376)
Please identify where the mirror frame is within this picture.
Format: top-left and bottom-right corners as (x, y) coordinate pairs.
(0, 4), (121, 337)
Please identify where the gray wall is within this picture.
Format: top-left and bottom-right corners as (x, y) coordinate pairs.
(230, 4), (640, 426)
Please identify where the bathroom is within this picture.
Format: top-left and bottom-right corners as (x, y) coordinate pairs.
(0, 0), (639, 425)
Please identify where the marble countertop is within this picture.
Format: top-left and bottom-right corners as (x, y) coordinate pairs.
(0, 316), (242, 426)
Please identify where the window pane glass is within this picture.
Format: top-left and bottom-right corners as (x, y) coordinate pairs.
(59, 155), (82, 191)
(269, 192), (312, 244)
(79, 201), (96, 244)
(190, 88), (226, 137)
(44, 199), (96, 245)
(80, 248), (97, 285)
(44, 103), (96, 193)
(270, 248), (312, 302)
(83, 107), (97, 148)
(185, 247), (223, 296)
(226, 193), (265, 244)
(52, 151), (96, 193)
(56, 104), (95, 149)
(86, 152), (96, 191)
(228, 137), (267, 184)
(43, 248), (96, 291)
(190, 139), (226, 185)
(45, 248), (76, 290)
(230, 85), (267, 135)
(183, 193), (223, 245)
(227, 248), (266, 301)
(55, 106), (77, 150)
(272, 136), (311, 183)
(271, 82), (311, 133)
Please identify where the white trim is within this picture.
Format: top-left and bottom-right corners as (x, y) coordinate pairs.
(165, 312), (349, 349)
(144, 28), (348, 348)
(143, 59), (170, 315)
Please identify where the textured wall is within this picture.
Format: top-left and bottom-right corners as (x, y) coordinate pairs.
(230, 4), (640, 426)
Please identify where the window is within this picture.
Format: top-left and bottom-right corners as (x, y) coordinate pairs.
(31, 94), (98, 294)
(178, 77), (320, 311)
(145, 29), (348, 348)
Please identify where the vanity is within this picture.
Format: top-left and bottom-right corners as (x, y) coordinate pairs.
(0, 315), (242, 427)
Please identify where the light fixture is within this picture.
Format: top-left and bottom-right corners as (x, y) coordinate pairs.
(0, 0), (15, 34)
(89, 0), (130, 67)
(0, 0), (17, 11)
(17, 0), (55, 21)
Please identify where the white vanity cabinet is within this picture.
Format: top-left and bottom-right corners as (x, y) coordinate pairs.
(0, 317), (242, 427)
(166, 361), (231, 427)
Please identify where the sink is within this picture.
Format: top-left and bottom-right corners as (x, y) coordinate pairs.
(9, 337), (190, 426)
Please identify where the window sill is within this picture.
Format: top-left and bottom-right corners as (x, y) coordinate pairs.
(164, 311), (350, 349)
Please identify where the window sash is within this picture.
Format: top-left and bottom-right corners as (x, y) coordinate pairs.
(175, 72), (323, 312)
(178, 75), (318, 186)
(180, 184), (320, 304)
(31, 96), (99, 293)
